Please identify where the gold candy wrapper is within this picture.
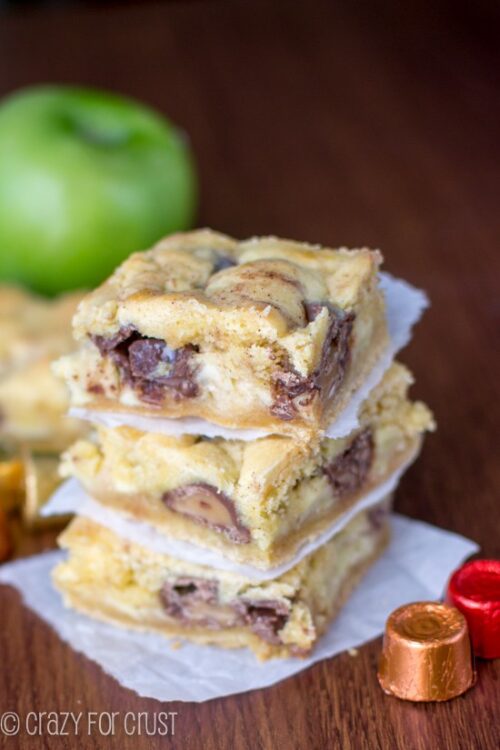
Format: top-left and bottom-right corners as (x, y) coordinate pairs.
(21, 450), (71, 530)
(0, 450), (69, 531)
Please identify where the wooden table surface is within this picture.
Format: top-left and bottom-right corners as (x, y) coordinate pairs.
(0, 1), (499, 748)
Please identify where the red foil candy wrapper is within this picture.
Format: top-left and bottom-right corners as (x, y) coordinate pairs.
(446, 559), (500, 659)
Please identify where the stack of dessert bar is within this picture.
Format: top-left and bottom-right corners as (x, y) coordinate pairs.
(52, 230), (433, 659)
(0, 286), (84, 526)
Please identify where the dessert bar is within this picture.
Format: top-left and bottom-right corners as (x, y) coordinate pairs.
(54, 497), (391, 660)
(61, 362), (433, 568)
(54, 230), (388, 437)
(0, 286), (84, 451)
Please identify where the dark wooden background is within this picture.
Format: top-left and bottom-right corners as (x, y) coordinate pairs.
(0, 1), (499, 748)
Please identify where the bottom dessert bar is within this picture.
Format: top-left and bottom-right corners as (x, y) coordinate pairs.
(53, 497), (391, 660)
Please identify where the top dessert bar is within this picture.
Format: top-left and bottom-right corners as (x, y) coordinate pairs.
(55, 230), (388, 437)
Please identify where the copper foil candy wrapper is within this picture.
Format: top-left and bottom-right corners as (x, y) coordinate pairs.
(377, 601), (475, 702)
(447, 559), (500, 659)
(0, 457), (24, 512)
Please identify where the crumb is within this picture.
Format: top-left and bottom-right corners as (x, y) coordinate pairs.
(170, 639), (183, 651)
(348, 648), (359, 657)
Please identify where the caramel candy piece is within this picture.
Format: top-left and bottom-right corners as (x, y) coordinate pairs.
(160, 577), (238, 629)
(378, 601), (475, 702)
(0, 507), (12, 561)
(160, 579), (290, 642)
(163, 483), (251, 544)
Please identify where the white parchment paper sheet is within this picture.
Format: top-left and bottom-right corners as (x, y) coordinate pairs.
(0, 515), (476, 703)
(70, 273), (428, 441)
(44, 455), (416, 581)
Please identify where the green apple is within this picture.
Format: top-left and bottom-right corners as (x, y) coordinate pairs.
(0, 86), (197, 294)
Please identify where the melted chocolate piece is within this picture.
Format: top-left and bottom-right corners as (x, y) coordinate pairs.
(212, 253), (237, 273)
(163, 483), (251, 544)
(88, 383), (104, 395)
(235, 599), (290, 644)
(155, 346), (199, 399)
(92, 325), (136, 353)
(367, 504), (388, 531)
(323, 428), (374, 498)
(270, 371), (317, 420)
(271, 304), (354, 421)
(160, 579), (290, 644)
(128, 338), (176, 379)
(90, 326), (198, 403)
(304, 302), (325, 322)
(160, 577), (223, 627)
(315, 305), (354, 400)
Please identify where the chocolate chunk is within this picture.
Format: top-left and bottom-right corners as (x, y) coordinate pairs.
(90, 327), (199, 403)
(270, 371), (317, 420)
(161, 576), (218, 618)
(304, 302), (325, 322)
(212, 253), (237, 273)
(128, 338), (175, 379)
(87, 383), (104, 395)
(91, 325), (136, 354)
(139, 379), (169, 405)
(323, 428), (374, 498)
(160, 577), (229, 628)
(160, 577), (290, 645)
(91, 326), (142, 386)
(270, 305), (354, 421)
(235, 599), (290, 644)
(315, 305), (354, 400)
(367, 504), (388, 531)
(163, 483), (251, 544)
(156, 345), (199, 399)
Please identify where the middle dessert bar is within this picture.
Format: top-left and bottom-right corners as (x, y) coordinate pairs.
(61, 362), (434, 569)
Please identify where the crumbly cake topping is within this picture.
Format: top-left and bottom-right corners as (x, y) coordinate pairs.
(72, 229), (382, 343)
